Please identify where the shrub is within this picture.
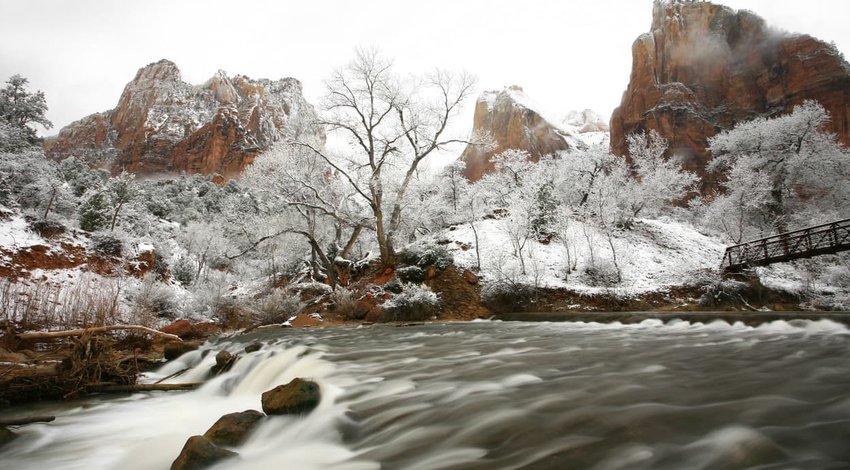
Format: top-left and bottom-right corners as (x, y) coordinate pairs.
(253, 288), (303, 325)
(329, 287), (360, 320)
(129, 274), (177, 320)
(480, 279), (536, 313)
(380, 283), (440, 322)
(584, 261), (621, 287)
(29, 219), (66, 238)
(398, 243), (453, 270)
(89, 233), (124, 258)
(396, 265), (425, 283)
(172, 256), (196, 286)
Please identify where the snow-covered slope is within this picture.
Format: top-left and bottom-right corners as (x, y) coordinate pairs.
(431, 215), (726, 296)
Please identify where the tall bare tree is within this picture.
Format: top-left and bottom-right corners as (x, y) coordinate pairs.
(296, 49), (476, 266)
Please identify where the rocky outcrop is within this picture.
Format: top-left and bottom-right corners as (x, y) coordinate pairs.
(460, 86), (588, 181)
(45, 59), (324, 179)
(610, 1), (850, 192)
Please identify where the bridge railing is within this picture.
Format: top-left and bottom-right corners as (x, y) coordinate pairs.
(721, 218), (850, 271)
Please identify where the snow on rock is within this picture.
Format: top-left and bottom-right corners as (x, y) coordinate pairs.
(44, 59), (324, 180)
(460, 86), (599, 182)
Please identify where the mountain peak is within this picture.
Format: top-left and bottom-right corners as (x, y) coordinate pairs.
(134, 59), (181, 82)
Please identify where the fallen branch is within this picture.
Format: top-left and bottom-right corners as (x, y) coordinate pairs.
(17, 325), (182, 343)
(0, 416), (56, 427)
(88, 382), (201, 393)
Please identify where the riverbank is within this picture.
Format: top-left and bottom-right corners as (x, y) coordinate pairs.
(496, 311), (850, 326)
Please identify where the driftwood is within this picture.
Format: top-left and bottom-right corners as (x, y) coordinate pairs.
(88, 382), (201, 393)
(16, 325), (182, 342)
(0, 416), (55, 426)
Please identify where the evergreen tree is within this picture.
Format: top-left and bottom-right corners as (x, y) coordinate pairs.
(0, 75), (52, 143)
(79, 191), (111, 232)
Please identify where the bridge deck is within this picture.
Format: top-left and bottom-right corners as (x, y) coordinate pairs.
(721, 218), (850, 272)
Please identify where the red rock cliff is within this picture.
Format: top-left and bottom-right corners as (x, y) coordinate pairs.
(44, 60), (323, 179)
(461, 86), (589, 182)
(610, 0), (850, 191)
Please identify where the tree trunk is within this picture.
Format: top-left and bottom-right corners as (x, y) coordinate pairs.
(17, 325), (182, 342)
(110, 202), (124, 232)
(43, 185), (57, 220)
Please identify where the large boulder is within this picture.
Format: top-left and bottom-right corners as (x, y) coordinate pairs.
(161, 319), (196, 339)
(171, 435), (237, 470)
(610, 1), (850, 194)
(203, 410), (265, 447)
(44, 59), (324, 180)
(261, 378), (321, 415)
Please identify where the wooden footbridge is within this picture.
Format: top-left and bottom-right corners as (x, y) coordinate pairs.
(721, 218), (850, 272)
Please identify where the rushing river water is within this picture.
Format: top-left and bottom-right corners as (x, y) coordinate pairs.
(2, 319), (850, 469)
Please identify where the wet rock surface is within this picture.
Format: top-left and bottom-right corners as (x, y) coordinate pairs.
(203, 409), (265, 447)
(171, 435), (237, 470)
(261, 378), (321, 415)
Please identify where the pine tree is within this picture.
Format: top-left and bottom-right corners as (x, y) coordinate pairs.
(0, 75), (52, 143)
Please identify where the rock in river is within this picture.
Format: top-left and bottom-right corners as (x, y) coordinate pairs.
(261, 378), (321, 415)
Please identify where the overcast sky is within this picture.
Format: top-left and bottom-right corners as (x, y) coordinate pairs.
(2, 0), (849, 137)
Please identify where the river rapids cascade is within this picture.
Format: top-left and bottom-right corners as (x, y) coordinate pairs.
(1, 319), (849, 469)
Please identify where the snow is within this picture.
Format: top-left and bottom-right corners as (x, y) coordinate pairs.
(434, 215), (725, 296)
(0, 214), (47, 250)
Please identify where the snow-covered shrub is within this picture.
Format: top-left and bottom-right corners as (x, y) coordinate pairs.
(380, 283), (440, 322)
(824, 261), (850, 289)
(698, 278), (749, 307)
(584, 260), (621, 287)
(129, 274), (177, 320)
(171, 255), (196, 286)
(252, 288), (303, 325)
(89, 233), (124, 258)
(187, 271), (245, 324)
(396, 265), (426, 283)
(398, 243), (453, 270)
(481, 279), (536, 312)
(329, 287), (360, 320)
(29, 218), (66, 238)
(480, 251), (537, 311)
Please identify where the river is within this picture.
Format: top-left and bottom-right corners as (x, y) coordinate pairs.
(1, 319), (849, 469)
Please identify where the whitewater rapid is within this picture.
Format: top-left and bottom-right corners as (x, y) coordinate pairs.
(1, 319), (849, 469)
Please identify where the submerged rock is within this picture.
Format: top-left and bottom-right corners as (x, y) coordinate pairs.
(171, 435), (237, 470)
(243, 342), (263, 354)
(210, 350), (237, 375)
(261, 378), (321, 415)
(203, 410), (265, 447)
(163, 342), (199, 361)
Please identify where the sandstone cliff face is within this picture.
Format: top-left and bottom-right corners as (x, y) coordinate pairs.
(610, 1), (850, 191)
(460, 86), (589, 182)
(45, 60), (323, 179)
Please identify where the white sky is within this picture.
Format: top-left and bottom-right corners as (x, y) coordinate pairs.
(2, 0), (849, 137)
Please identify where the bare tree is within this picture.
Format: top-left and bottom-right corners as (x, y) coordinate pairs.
(296, 49), (476, 266)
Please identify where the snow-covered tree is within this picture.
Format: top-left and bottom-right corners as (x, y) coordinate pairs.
(0, 74), (51, 143)
(296, 49), (476, 266)
(708, 100), (850, 232)
(237, 143), (369, 288)
(626, 130), (697, 219)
